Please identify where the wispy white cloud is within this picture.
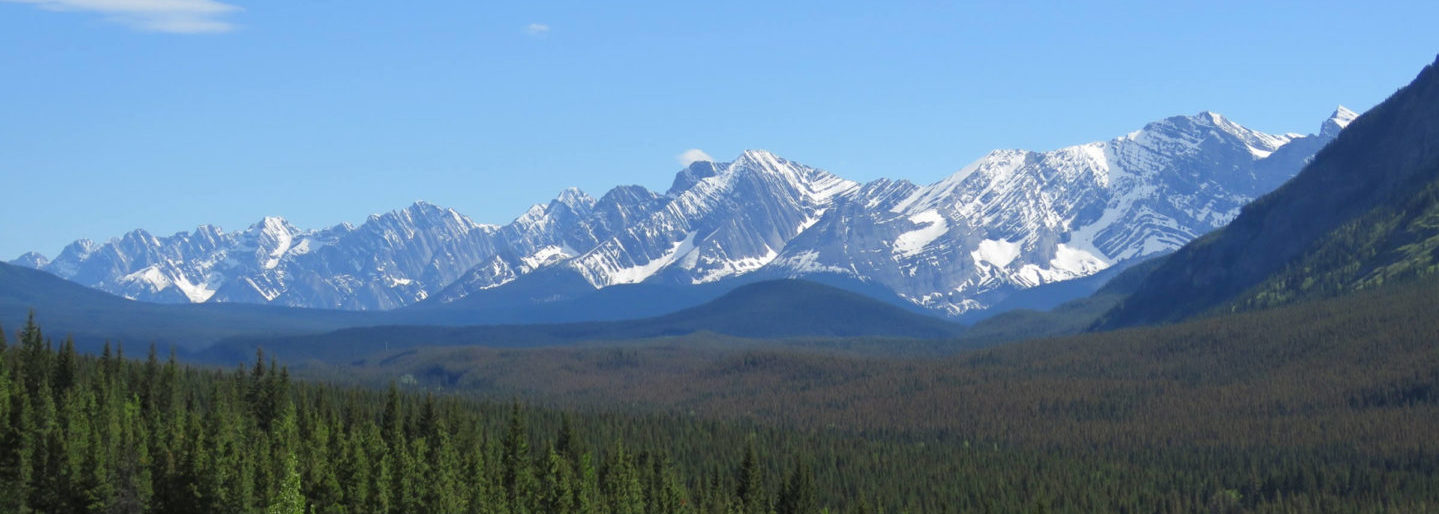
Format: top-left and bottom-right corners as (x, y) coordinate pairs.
(525, 22), (549, 36)
(1, 0), (242, 34)
(677, 149), (713, 166)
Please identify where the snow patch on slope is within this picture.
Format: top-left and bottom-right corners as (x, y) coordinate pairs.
(770, 250), (852, 275)
(521, 245), (578, 271)
(1051, 243), (1108, 275)
(970, 239), (1021, 268)
(1012, 244), (1109, 288)
(175, 273), (223, 303)
(117, 266), (170, 300)
(608, 231), (698, 285)
(694, 247), (779, 284)
(118, 265), (221, 302)
(893, 210), (948, 257)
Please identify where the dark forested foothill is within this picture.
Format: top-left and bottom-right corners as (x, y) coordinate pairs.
(296, 275), (1439, 513)
(0, 313), (830, 514)
(6, 275), (1439, 513)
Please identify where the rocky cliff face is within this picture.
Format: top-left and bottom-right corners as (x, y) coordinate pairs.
(16, 109), (1352, 316)
(765, 110), (1352, 314)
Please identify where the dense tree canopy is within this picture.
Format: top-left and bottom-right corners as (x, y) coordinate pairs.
(4, 280), (1438, 513)
(0, 313), (825, 513)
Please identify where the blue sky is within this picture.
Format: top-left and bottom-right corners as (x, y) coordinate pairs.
(3, 1), (1438, 259)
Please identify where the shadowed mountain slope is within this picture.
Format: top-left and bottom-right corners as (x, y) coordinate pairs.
(0, 262), (370, 350)
(1099, 55), (1439, 328)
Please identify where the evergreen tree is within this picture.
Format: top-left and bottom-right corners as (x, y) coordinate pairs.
(397, 435), (428, 512)
(502, 402), (537, 513)
(556, 413), (583, 465)
(18, 312), (48, 400)
(541, 446), (577, 513)
(1, 314), (1435, 512)
(417, 393), (440, 441)
(466, 435), (502, 514)
(605, 441), (645, 514)
(651, 453), (690, 514)
(576, 452), (601, 514)
(53, 337), (76, 399)
(426, 421), (466, 513)
(735, 438), (767, 514)
(777, 455), (817, 514)
(369, 426), (395, 513)
(337, 424), (372, 513)
(28, 382), (60, 512)
(268, 453), (305, 514)
(381, 382), (403, 449)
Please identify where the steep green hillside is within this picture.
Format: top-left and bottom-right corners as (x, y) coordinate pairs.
(1099, 55), (1439, 328)
(1239, 178), (1439, 309)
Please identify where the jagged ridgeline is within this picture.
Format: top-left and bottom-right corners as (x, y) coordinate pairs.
(15, 108), (1352, 319)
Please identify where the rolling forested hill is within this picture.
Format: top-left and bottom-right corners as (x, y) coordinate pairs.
(0, 262), (370, 351)
(6, 269), (1439, 512)
(199, 280), (966, 365)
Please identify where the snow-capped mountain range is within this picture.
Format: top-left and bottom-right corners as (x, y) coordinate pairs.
(12, 107), (1357, 316)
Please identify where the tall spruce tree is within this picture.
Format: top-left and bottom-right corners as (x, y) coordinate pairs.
(735, 438), (767, 514)
(502, 402), (537, 513)
(777, 455), (817, 514)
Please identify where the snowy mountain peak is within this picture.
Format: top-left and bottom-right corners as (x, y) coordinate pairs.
(668, 160), (723, 195)
(249, 216), (297, 237)
(729, 149), (799, 180)
(735, 148), (780, 164)
(727, 149), (859, 205)
(61, 239), (100, 257)
(1128, 112), (1295, 160)
(554, 187), (596, 210)
(767, 109), (1344, 316)
(393, 201), (482, 229)
(10, 251), (48, 269)
(402, 200), (442, 213)
(513, 189), (597, 228)
(246, 217), (301, 270)
(892, 149), (1030, 214)
(28, 108), (1346, 317)
(120, 228), (158, 245)
(1322, 105), (1359, 138)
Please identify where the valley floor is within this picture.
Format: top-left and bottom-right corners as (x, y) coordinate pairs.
(279, 276), (1439, 512)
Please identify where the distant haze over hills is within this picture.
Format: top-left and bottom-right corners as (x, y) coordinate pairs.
(13, 108), (1355, 318)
